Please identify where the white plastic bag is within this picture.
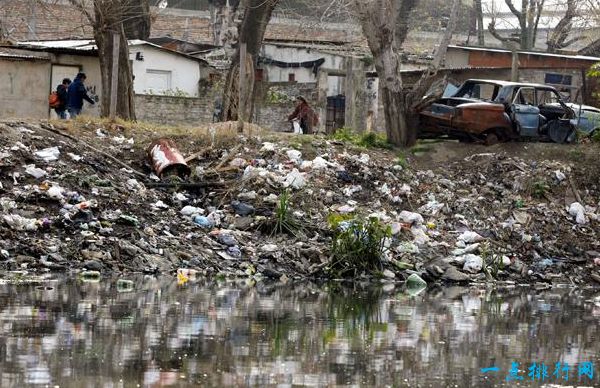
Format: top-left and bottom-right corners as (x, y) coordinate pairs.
(292, 120), (303, 134)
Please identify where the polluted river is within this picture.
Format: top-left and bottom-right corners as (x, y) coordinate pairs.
(0, 277), (599, 387)
(1, 120), (599, 387)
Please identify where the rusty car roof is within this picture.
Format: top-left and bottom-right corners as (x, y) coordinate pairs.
(463, 79), (558, 89)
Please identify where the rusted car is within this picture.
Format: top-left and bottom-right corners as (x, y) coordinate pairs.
(418, 79), (576, 144)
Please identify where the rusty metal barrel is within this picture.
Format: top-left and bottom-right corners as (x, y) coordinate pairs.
(147, 138), (191, 178)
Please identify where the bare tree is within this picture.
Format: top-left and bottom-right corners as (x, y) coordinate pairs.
(221, 0), (280, 123)
(350, 0), (460, 147)
(487, 0), (545, 50)
(547, 0), (584, 52)
(474, 0), (485, 45)
(68, 0), (151, 120)
(487, 0), (586, 51)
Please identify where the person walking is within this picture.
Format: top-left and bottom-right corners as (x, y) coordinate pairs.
(67, 72), (95, 118)
(287, 96), (318, 134)
(54, 78), (71, 119)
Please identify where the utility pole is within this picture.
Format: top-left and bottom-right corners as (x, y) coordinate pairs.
(237, 41), (247, 133)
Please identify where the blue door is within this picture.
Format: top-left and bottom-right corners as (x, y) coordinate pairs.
(511, 87), (539, 137)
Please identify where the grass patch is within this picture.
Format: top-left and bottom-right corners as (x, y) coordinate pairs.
(326, 213), (391, 278)
(410, 144), (434, 155)
(592, 130), (600, 143)
(48, 116), (265, 150)
(330, 127), (392, 149)
(271, 189), (302, 236)
(530, 180), (549, 199)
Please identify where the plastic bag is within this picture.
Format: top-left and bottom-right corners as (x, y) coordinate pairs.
(292, 120), (303, 134)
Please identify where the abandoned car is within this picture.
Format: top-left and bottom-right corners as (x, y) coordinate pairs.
(418, 79), (576, 144)
(563, 103), (600, 138)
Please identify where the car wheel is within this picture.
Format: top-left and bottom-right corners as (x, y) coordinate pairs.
(485, 132), (499, 146)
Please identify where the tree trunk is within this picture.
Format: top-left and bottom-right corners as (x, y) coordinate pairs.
(221, 0), (279, 122)
(354, 0), (459, 148)
(94, 27), (135, 120)
(474, 0), (485, 45)
(69, 0), (150, 120)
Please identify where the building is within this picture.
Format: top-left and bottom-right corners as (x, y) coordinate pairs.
(443, 45), (600, 103)
(18, 40), (210, 97)
(0, 44), (101, 119)
(0, 39), (210, 120)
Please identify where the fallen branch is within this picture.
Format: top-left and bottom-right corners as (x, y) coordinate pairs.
(184, 146), (213, 163)
(568, 175), (583, 205)
(215, 144), (243, 170)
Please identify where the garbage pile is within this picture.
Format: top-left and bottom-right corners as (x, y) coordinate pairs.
(0, 120), (599, 286)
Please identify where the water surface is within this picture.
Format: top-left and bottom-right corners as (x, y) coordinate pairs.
(0, 276), (598, 387)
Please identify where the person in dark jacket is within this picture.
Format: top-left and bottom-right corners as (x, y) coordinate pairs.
(67, 72), (95, 118)
(287, 96), (319, 134)
(55, 78), (71, 119)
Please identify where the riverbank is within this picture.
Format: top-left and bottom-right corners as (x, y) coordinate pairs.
(0, 119), (599, 287)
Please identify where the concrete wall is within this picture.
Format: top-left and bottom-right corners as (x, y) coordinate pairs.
(0, 52), (101, 120)
(261, 44), (347, 96)
(0, 58), (50, 119)
(130, 45), (201, 97)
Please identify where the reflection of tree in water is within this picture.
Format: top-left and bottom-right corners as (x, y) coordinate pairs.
(0, 279), (598, 386)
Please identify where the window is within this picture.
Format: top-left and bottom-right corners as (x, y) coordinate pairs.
(513, 87), (536, 105)
(545, 73), (572, 85)
(454, 82), (499, 101)
(536, 89), (561, 105)
(146, 69), (172, 93)
(288, 73), (295, 82)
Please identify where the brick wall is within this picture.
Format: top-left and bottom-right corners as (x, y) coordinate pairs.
(135, 82), (318, 129)
(135, 94), (216, 125)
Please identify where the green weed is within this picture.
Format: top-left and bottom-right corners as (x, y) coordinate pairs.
(326, 214), (391, 277)
(395, 151), (409, 168)
(271, 189), (301, 236)
(481, 243), (505, 280)
(531, 180), (549, 199)
(330, 128), (391, 149)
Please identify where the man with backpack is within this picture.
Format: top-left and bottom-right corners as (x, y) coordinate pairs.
(49, 78), (72, 119)
(67, 72), (95, 118)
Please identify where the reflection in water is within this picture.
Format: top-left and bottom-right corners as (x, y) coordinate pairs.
(0, 277), (598, 387)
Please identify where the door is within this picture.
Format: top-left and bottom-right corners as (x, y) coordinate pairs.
(511, 87), (540, 137)
(326, 95), (345, 134)
(50, 65), (80, 119)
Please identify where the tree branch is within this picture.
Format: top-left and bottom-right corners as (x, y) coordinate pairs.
(505, 0), (523, 18)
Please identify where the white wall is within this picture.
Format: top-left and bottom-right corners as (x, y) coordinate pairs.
(130, 45), (201, 97)
(261, 44), (347, 96)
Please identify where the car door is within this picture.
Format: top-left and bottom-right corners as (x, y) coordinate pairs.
(511, 87), (540, 137)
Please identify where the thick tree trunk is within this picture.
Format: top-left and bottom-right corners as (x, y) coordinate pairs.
(222, 0), (279, 122)
(94, 26), (136, 120)
(70, 0), (150, 120)
(355, 0), (459, 148)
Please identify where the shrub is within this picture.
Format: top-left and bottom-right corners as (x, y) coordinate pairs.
(327, 214), (391, 277)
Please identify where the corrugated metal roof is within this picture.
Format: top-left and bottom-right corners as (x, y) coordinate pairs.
(0, 48), (49, 61)
(17, 39), (209, 65)
(449, 45), (600, 62)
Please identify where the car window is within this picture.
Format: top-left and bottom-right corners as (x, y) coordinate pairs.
(454, 83), (498, 100)
(513, 88), (536, 105)
(537, 89), (561, 105)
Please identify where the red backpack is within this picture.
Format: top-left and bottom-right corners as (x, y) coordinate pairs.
(48, 91), (60, 108)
